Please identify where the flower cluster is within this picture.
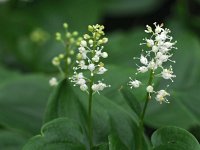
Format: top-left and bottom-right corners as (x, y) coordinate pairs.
(129, 22), (177, 104)
(69, 24), (110, 94)
(49, 22), (82, 87)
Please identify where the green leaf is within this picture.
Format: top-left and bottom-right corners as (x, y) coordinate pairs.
(44, 79), (142, 149)
(120, 87), (142, 116)
(108, 133), (128, 150)
(0, 75), (50, 135)
(0, 129), (27, 150)
(151, 126), (200, 150)
(23, 117), (86, 150)
(93, 143), (109, 150)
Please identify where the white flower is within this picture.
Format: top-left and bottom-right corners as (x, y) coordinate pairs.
(91, 84), (98, 92)
(92, 82), (109, 93)
(70, 24), (109, 93)
(129, 78), (141, 88)
(102, 38), (108, 43)
(79, 60), (87, 69)
(152, 45), (159, 53)
(146, 39), (154, 47)
(77, 78), (86, 85)
(88, 63), (95, 72)
(140, 55), (148, 65)
(78, 46), (86, 53)
(129, 22), (177, 104)
(163, 42), (173, 49)
(49, 77), (58, 87)
(145, 25), (152, 33)
(146, 85), (154, 93)
(148, 60), (157, 70)
(155, 26), (162, 34)
(76, 72), (84, 79)
(89, 39), (93, 45)
(80, 84), (88, 91)
(101, 52), (108, 58)
(137, 66), (148, 73)
(161, 68), (176, 81)
(52, 57), (60, 66)
(80, 40), (87, 47)
(156, 31), (167, 41)
(92, 55), (100, 62)
(97, 67), (107, 74)
(156, 90), (170, 104)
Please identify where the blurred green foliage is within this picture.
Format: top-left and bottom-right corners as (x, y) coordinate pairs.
(0, 0), (200, 149)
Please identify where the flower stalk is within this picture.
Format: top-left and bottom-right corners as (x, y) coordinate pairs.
(69, 24), (110, 149)
(128, 22), (177, 149)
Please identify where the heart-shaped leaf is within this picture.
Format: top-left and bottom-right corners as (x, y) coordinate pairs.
(23, 117), (86, 150)
(151, 126), (200, 150)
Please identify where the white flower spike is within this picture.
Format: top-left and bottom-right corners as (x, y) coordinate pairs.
(129, 22), (177, 104)
(69, 24), (110, 94)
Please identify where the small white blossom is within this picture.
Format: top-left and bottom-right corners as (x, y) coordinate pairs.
(161, 68), (176, 82)
(140, 55), (148, 65)
(101, 52), (108, 58)
(49, 77), (58, 87)
(78, 46), (86, 53)
(152, 45), (159, 53)
(137, 66), (148, 73)
(156, 90), (170, 104)
(148, 60), (157, 70)
(89, 39), (93, 45)
(146, 85), (154, 93)
(78, 60), (87, 69)
(97, 67), (107, 74)
(146, 39), (154, 47)
(80, 40), (87, 47)
(102, 38), (108, 43)
(154, 22), (163, 33)
(88, 63), (95, 72)
(77, 78), (86, 85)
(80, 84), (88, 91)
(128, 78), (141, 88)
(92, 82), (109, 93)
(145, 25), (153, 33)
(92, 55), (100, 62)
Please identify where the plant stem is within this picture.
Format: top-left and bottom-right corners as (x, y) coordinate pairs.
(138, 69), (154, 149)
(88, 76), (94, 150)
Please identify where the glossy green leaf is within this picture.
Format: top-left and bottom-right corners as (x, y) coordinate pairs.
(44, 78), (142, 149)
(120, 87), (141, 116)
(0, 75), (50, 135)
(108, 133), (128, 150)
(151, 126), (200, 150)
(0, 129), (27, 150)
(23, 117), (86, 150)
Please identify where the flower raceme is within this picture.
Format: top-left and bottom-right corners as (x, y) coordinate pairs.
(49, 22), (82, 86)
(69, 24), (110, 94)
(129, 22), (177, 104)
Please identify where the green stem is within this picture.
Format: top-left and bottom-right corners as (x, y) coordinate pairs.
(138, 69), (154, 150)
(88, 76), (94, 150)
(65, 44), (69, 77)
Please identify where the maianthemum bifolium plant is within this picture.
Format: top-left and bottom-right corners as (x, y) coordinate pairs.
(22, 23), (200, 150)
